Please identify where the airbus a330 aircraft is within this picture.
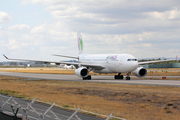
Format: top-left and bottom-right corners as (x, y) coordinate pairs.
(63, 64), (75, 69)
(3, 32), (177, 80)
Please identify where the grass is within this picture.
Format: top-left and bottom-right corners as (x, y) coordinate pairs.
(0, 76), (27, 98)
(0, 90), (26, 98)
(0, 76), (180, 120)
(0, 68), (76, 74)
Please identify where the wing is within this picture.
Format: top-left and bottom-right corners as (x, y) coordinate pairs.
(3, 54), (77, 66)
(3, 54), (105, 70)
(58, 62), (105, 69)
(80, 63), (105, 70)
(138, 56), (178, 65)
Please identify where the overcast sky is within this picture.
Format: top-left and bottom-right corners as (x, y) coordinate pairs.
(0, 0), (180, 62)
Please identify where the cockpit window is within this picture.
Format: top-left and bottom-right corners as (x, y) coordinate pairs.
(127, 59), (137, 61)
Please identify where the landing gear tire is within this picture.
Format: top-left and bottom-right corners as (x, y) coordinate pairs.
(87, 75), (91, 80)
(126, 76), (130, 80)
(114, 73), (123, 80)
(83, 75), (91, 80)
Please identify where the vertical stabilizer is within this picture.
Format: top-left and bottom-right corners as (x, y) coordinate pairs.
(77, 32), (87, 55)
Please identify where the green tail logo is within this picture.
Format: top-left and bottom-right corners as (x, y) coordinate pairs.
(80, 39), (83, 50)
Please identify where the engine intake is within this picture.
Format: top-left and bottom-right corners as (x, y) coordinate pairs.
(133, 67), (147, 77)
(75, 67), (89, 78)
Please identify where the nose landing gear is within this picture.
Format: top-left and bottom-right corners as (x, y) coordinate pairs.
(126, 72), (131, 80)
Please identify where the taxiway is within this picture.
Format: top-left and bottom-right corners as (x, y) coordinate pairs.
(0, 71), (180, 87)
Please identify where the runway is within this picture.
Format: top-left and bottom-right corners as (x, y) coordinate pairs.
(0, 71), (180, 87)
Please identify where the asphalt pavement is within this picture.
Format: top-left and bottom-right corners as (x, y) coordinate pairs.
(0, 71), (180, 87)
(0, 94), (104, 120)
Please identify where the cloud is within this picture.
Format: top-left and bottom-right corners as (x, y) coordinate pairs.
(28, 1), (180, 35)
(0, 11), (11, 23)
(7, 24), (31, 31)
(1, 0), (179, 60)
(30, 24), (47, 34)
(145, 8), (180, 20)
(8, 39), (19, 50)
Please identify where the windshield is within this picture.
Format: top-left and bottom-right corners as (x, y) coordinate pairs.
(127, 59), (137, 61)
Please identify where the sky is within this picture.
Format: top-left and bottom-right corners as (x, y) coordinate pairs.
(0, 0), (180, 62)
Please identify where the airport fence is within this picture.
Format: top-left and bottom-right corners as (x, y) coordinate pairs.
(0, 94), (126, 120)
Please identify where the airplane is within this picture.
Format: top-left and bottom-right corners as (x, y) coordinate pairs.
(63, 64), (75, 69)
(3, 32), (178, 80)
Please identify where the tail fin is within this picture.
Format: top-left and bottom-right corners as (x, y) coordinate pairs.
(77, 32), (87, 55)
(175, 55), (178, 60)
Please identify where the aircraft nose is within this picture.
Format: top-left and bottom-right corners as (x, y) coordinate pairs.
(132, 61), (138, 70)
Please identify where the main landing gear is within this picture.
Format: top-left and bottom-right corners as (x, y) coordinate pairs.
(114, 73), (123, 79)
(83, 75), (91, 80)
(114, 73), (131, 80)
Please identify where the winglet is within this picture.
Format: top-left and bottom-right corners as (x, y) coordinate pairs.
(175, 55), (178, 60)
(3, 54), (9, 59)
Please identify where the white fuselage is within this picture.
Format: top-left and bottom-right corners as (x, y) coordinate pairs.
(79, 54), (138, 73)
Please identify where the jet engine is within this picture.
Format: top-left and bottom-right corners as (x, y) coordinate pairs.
(133, 67), (147, 77)
(75, 67), (89, 78)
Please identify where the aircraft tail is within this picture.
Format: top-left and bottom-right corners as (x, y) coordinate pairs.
(77, 32), (87, 55)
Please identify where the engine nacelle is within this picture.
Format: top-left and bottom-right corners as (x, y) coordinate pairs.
(133, 67), (147, 77)
(75, 67), (89, 78)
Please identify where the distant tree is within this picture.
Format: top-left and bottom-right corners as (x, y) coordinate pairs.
(0, 62), (3, 65)
(19, 62), (23, 65)
(35, 61), (44, 64)
(10, 62), (17, 66)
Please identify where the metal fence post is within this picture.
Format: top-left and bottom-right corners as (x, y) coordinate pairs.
(1, 96), (12, 110)
(75, 115), (82, 120)
(50, 110), (61, 120)
(105, 113), (113, 120)
(22, 98), (37, 120)
(41, 102), (55, 119)
(27, 103), (41, 117)
(67, 107), (81, 120)
(25, 98), (37, 112)
(22, 114), (28, 120)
